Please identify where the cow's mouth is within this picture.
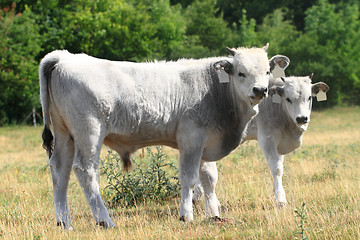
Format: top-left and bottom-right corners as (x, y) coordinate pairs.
(249, 96), (264, 105)
(297, 122), (308, 131)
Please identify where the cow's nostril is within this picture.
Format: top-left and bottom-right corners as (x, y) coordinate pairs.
(253, 87), (267, 97)
(296, 116), (308, 124)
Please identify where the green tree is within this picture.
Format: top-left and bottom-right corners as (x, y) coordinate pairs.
(230, 9), (258, 48)
(256, 8), (300, 56)
(171, 0), (232, 59)
(0, 4), (42, 125)
(141, 0), (186, 60)
(1, 0), (359, 124)
(289, 0), (360, 106)
(53, 0), (185, 61)
(216, 0), (340, 32)
(59, 0), (154, 61)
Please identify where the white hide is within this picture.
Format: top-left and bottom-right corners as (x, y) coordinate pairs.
(39, 46), (275, 228)
(193, 75), (329, 209)
(279, 76), (313, 132)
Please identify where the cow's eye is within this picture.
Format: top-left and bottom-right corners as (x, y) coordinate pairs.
(286, 98), (292, 103)
(266, 71), (270, 75)
(238, 72), (246, 77)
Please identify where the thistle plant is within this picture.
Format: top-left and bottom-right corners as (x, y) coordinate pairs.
(294, 202), (309, 240)
(100, 146), (180, 207)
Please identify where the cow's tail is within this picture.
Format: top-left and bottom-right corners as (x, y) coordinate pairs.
(122, 152), (132, 172)
(39, 51), (63, 159)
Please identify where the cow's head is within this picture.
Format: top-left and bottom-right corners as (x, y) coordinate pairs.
(269, 75), (330, 131)
(213, 44), (271, 107)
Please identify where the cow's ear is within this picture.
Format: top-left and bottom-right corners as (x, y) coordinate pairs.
(268, 85), (285, 97)
(263, 43), (269, 52)
(213, 60), (233, 75)
(312, 82), (330, 96)
(269, 55), (290, 71)
(226, 47), (236, 56)
(309, 73), (314, 80)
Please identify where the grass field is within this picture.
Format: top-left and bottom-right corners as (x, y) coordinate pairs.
(0, 106), (359, 239)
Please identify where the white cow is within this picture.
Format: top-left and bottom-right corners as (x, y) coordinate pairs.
(39, 45), (289, 228)
(193, 74), (329, 209)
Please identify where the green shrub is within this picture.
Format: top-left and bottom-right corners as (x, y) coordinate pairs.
(100, 146), (180, 208)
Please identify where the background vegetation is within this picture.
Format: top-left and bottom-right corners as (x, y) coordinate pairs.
(0, 106), (359, 239)
(100, 146), (180, 208)
(0, 0), (359, 125)
(1, 1), (359, 238)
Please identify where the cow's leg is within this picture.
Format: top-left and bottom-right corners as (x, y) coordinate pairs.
(177, 119), (206, 222)
(49, 132), (74, 230)
(178, 148), (203, 222)
(270, 155), (286, 206)
(192, 178), (204, 204)
(198, 161), (220, 217)
(72, 126), (115, 228)
(258, 136), (287, 206)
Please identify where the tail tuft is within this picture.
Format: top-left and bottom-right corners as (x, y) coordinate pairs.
(42, 126), (54, 158)
(122, 152), (132, 172)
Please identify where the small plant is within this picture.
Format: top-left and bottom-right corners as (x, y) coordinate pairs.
(294, 202), (309, 240)
(100, 146), (180, 207)
(311, 166), (337, 182)
(311, 157), (340, 182)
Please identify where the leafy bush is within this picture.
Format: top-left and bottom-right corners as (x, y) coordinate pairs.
(0, 4), (42, 125)
(285, 0), (360, 107)
(100, 146), (180, 208)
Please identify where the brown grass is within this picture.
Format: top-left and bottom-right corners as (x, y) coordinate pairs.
(0, 106), (359, 239)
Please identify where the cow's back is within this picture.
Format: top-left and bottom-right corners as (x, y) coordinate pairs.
(46, 52), (229, 143)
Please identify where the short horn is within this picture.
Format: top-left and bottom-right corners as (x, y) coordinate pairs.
(226, 47), (236, 56)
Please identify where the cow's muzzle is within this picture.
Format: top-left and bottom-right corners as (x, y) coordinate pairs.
(253, 87), (268, 98)
(296, 116), (309, 124)
(250, 87), (268, 104)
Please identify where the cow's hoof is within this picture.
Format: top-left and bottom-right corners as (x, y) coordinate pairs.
(192, 199), (200, 205)
(209, 216), (230, 223)
(96, 221), (115, 228)
(57, 222), (73, 230)
(179, 216), (193, 222)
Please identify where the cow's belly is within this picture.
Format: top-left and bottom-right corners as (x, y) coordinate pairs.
(104, 133), (178, 153)
(105, 121), (242, 161)
(104, 121), (179, 153)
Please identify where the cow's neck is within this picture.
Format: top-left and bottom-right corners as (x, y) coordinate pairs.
(196, 66), (258, 159)
(208, 67), (256, 133)
(236, 98), (257, 132)
(281, 106), (305, 140)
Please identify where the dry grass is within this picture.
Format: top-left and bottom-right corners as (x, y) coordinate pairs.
(0, 106), (359, 239)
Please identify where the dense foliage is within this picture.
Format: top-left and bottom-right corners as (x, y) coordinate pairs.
(0, 0), (359, 124)
(100, 146), (180, 207)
